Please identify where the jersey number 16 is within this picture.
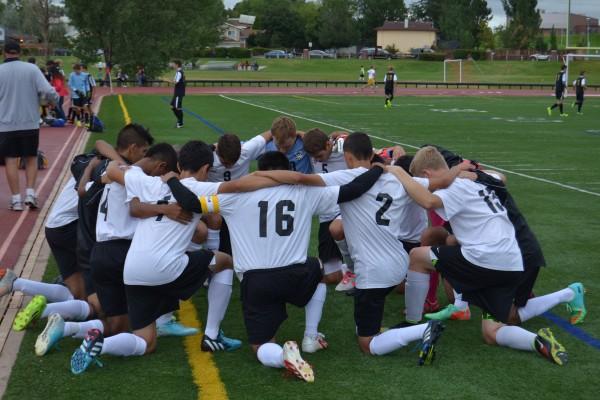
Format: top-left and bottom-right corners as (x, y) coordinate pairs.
(258, 200), (295, 237)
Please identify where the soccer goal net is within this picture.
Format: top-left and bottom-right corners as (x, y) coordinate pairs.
(443, 59), (463, 83)
(563, 53), (600, 92)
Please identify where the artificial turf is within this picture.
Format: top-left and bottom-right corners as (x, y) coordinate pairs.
(5, 93), (600, 400)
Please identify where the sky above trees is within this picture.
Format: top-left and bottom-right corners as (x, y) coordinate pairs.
(223, 0), (600, 27)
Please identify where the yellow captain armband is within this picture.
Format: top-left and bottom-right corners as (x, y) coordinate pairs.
(199, 195), (220, 214)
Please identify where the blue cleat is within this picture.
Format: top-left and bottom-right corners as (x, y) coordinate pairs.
(71, 329), (104, 375)
(157, 320), (199, 337)
(201, 330), (242, 352)
(35, 313), (65, 356)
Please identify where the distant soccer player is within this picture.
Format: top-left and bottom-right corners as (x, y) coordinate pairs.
(359, 65), (365, 81)
(171, 60), (185, 128)
(384, 66), (397, 109)
(547, 65), (568, 117)
(363, 65), (376, 91)
(572, 70), (586, 115)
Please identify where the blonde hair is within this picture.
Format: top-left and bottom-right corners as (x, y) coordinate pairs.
(271, 116), (296, 140)
(409, 146), (447, 176)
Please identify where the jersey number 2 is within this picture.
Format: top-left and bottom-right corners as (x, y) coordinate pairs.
(258, 200), (295, 237)
(375, 193), (392, 226)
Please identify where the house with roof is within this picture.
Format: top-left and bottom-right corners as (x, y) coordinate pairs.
(219, 14), (256, 48)
(376, 20), (437, 53)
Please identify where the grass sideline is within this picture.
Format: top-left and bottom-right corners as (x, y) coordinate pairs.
(5, 93), (600, 399)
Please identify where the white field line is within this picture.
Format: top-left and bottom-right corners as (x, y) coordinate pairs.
(220, 94), (600, 198)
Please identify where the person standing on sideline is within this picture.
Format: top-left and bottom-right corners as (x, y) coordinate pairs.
(359, 65), (365, 81)
(0, 40), (58, 211)
(547, 65), (568, 117)
(171, 60), (186, 128)
(572, 71), (586, 115)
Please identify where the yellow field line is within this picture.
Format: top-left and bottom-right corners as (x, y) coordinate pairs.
(117, 95), (227, 399)
(118, 95), (132, 124)
(179, 300), (229, 400)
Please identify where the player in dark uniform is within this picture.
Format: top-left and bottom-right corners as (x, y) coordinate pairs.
(572, 71), (586, 115)
(384, 66), (397, 109)
(547, 65), (568, 117)
(170, 60), (186, 128)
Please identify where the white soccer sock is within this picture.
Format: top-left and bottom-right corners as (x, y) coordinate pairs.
(335, 239), (354, 272)
(26, 188), (35, 197)
(42, 300), (90, 320)
(64, 319), (104, 339)
(453, 290), (469, 310)
(323, 259), (342, 275)
(12, 278), (74, 302)
(101, 333), (147, 357)
(256, 343), (284, 368)
(205, 269), (233, 339)
(156, 312), (174, 327)
(517, 288), (575, 323)
(405, 271), (430, 322)
(369, 323), (428, 355)
(495, 326), (536, 351)
(206, 229), (220, 251)
(304, 283), (327, 338)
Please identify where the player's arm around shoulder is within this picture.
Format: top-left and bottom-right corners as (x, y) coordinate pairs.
(105, 160), (129, 185)
(386, 165), (442, 210)
(428, 161), (475, 191)
(252, 170), (326, 186)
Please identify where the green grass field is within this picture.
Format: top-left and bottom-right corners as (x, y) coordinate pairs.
(5, 93), (600, 400)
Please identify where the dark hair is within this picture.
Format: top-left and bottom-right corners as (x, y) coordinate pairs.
(258, 151), (290, 171)
(179, 140), (214, 172)
(561, 65), (567, 70)
(145, 143), (178, 173)
(343, 132), (373, 161)
(394, 155), (414, 175)
(173, 59), (182, 67)
(73, 63), (81, 70)
(116, 123), (155, 150)
(217, 134), (242, 165)
(27, 57), (36, 64)
(4, 40), (21, 54)
(303, 128), (329, 156)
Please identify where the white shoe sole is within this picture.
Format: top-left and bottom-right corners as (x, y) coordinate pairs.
(35, 314), (63, 356)
(283, 341), (314, 382)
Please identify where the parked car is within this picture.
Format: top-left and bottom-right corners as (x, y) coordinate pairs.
(530, 54), (550, 61)
(308, 50), (334, 59)
(359, 47), (395, 59)
(264, 50), (293, 59)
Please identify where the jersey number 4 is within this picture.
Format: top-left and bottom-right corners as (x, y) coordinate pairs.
(99, 188), (110, 221)
(258, 200), (295, 237)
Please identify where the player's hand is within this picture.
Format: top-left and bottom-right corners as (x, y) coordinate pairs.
(89, 156), (103, 169)
(161, 171), (179, 182)
(457, 160), (477, 172)
(391, 146), (406, 160)
(458, 171), (477, 180)
(163, 203), (193, 225)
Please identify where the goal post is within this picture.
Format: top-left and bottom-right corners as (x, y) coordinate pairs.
(443, 59), (463, 83)
(564, 53), (600, 89)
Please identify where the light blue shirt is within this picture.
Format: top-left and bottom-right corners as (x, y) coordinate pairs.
(265, 137), (313, 173)
(68, 72), (89, 98)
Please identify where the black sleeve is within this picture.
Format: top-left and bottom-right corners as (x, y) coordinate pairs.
(166, 177), (203, 213)
(337, 166), (383, 204)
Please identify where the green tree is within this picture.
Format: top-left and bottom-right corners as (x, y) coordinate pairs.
(549, 25), (558, 50)
(257, 0), (305, 48)
(21, 0), (65, 58)
(501, 0), (541, 49)
(65, 0), (224, 78)
(318, 0), (358, 49)
(296, 0), (321, 49)
(356, 0), (406, 45)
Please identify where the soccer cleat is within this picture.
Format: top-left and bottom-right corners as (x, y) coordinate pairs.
(201, 330), (242, 352)
(71, 329), (104, 374)
(577, 112), (583, 115)
(335, 271), (356, 292)
(302, 333), (328, 353)
(425, 304), (471, 321)
(176, 123), (184, 129)
(75, 120), (82, 127)
(24, 194), (38, 209)
(13, 295), (47, 331)
(535, 328), (568, 366)
(283, 341), (314, 382)
(0, 268), (17, 297)
(9, 200), (24, 211)
(35, 313), (65, 356)
(566, 282), (586, 325)
(560, 113), (569, 117)
(571, 102), (575, 108)
(418, 320), (444, 366)
(157, 320), (199, 337)
(546, 107), (552, 116)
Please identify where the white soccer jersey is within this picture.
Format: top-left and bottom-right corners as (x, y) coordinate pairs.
(215, 185), (339, 277)
(368, 69), (376, 79)
(96, 176), (139, 242)
(313, 151), (348, 222)
(208, 134), (266, 182)
(123, 168), (221, 286)
(433, 176), (523, 272)
(321, 168), (429, 289)
(46, 177), (79, 229)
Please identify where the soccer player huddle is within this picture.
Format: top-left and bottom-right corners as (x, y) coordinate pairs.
(0, 116), (587, 382)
